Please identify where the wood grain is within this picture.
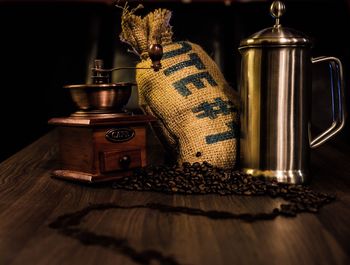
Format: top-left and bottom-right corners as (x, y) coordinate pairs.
(0, 129), (349, 265)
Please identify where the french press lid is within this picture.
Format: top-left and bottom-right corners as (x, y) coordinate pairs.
(239, 1), (311, 49)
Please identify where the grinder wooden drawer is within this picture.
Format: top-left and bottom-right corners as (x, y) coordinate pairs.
(99, 149), (141, 173)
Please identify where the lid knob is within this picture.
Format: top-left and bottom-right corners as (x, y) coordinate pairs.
(270, 0), (286, 27)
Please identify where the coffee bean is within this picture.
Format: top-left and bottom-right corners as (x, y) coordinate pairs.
(111, 161), (336, 221)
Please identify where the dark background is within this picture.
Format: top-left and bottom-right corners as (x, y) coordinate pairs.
(0, 0), (349, 161)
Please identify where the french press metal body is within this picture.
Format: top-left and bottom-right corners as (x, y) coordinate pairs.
(238, 1), (345, 183)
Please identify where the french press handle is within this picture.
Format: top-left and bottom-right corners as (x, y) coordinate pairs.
(309, 56), (346, 148)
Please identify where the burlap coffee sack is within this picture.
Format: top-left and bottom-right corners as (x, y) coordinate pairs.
(120, 6), (239, 168)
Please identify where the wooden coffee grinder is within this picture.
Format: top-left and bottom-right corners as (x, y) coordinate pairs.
(49, 45), (163, 183)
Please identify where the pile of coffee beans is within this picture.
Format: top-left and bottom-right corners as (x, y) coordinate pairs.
(112, 162), (336, 216)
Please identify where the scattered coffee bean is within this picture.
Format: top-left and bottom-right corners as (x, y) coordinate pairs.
(112, 162), (336, 219)
(196, 152), (202, 157)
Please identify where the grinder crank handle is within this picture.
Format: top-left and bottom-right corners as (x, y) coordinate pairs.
(309, 56), (346, 148)
(91, 44), (163, 82)
(148, 44), (163, 71)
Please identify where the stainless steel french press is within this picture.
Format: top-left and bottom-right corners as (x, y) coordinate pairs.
(238, 1), (345, 183)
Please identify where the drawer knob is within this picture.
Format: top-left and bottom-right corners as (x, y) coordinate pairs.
(119, 155), (131, 168)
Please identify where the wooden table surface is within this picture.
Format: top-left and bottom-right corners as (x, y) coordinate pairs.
(0, 129), (349, 265)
